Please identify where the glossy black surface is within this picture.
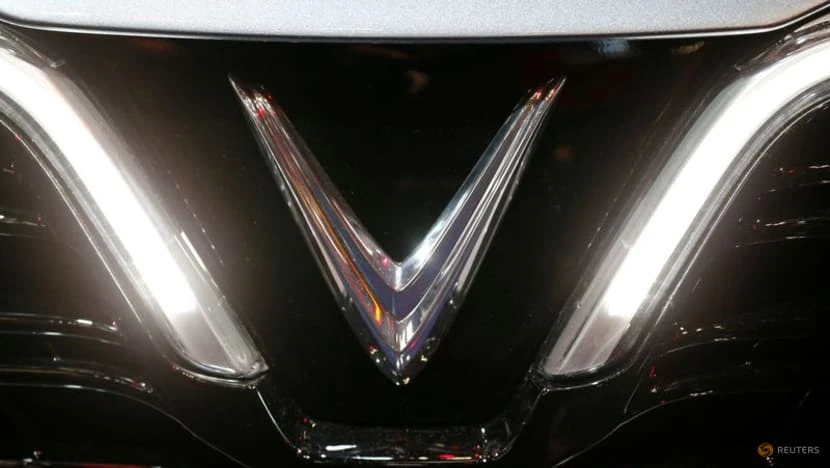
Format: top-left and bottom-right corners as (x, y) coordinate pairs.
(31, 33), (765, 427)
(0, 22), (828, 467)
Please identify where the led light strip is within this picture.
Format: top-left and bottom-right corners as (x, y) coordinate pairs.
(543, 22), (830, 377)
(0, 26), (265, 379)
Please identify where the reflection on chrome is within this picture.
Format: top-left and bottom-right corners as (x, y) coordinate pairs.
(0, 363), (154, 394)
(233, 77), (564, 383)
(542, 18), (830, 377)
(0, 25), (265, 380)
(256, 383), (534, 464)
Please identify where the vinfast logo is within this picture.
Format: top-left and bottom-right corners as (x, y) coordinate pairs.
(232, 78), (564, 384)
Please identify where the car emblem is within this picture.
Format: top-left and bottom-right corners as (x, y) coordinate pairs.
(232, 77), (564, 384)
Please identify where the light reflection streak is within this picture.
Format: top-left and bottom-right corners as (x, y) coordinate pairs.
(0, 25), (265, 379)
(544, 23), (830, 376)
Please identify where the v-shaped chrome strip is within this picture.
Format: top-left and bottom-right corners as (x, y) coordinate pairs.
(232, 77), (564, 384)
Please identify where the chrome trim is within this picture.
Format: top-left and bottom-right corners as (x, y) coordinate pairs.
(541, 17), (830, 377)
(256, 382), (542, 463)
(0, 0), (828, 39)
(0, 312), (123, 346)
(0, 312), (120, 335)
(0, 25), (266, 380)
(0, 364), (153, 393)
(232, 77), (564, 383)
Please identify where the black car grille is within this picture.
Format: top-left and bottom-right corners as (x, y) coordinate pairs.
(0, 23), (827, 467)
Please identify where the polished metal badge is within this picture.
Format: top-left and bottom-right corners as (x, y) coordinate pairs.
(232, 77), (564, 384)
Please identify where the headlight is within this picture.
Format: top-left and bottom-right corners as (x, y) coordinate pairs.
(540, 19), (830, 377)
(0, 24), (266, 380)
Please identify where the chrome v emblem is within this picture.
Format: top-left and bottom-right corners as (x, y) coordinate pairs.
(232, 77), (564, 384)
